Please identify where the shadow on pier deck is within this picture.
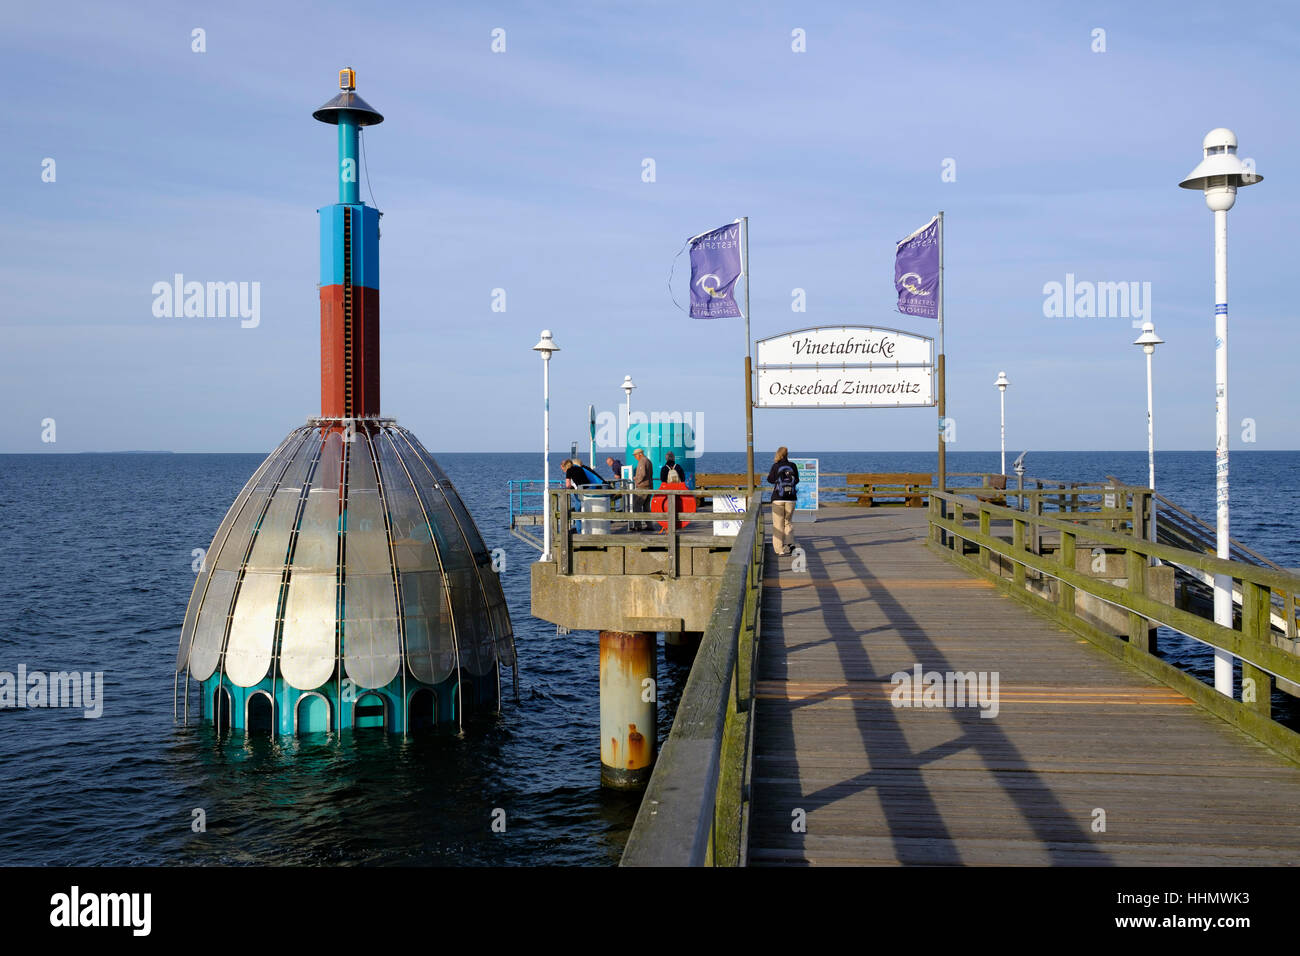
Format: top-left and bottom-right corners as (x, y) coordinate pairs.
(748, 507), (1300, 866)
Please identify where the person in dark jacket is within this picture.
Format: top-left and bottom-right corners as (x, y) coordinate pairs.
(562, 459), (591, 532)
(659, 452), (685, 485)
(767, 446), (799, 555)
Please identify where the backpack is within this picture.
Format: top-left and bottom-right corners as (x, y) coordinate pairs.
(774, 462), (797, 498)
(665, 464), (683, 483)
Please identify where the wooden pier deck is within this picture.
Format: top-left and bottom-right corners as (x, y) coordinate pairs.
(748, 506), (1300, 866)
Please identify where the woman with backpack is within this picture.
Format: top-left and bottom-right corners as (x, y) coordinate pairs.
(767, 447), (799, 556)
(659, 452), (684, 485)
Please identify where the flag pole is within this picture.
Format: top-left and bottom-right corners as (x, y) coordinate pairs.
(743, 216), (755, 500)
(937, 211), (946, 496)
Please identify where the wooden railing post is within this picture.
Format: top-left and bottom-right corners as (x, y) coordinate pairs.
(978, 505), (991, 570)
(1126, 545), (1150, 652)
(558, 491), (572, 575)
(1060, 529), (1076, 614)
(1031, 493), (1042, 556)
(1012, 517), (1026, 588)
(952, 499), (965, 553)
(668, 492), (679, 578)
(1242, 581), (1273, 718)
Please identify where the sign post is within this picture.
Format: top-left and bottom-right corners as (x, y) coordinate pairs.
(937, 212), (946, 494)
(742, 217), (754, 499)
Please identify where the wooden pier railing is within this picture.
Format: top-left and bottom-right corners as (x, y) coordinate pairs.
(543, 486), (744, 577)
(928, 489), (1300, 762)
(621, 504), (765, 867)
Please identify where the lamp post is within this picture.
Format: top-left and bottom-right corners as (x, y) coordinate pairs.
(533, 330), (560, 560)
(621, 375), (636, 448)
(1133, 322), (1164, 545)
(619, 375), (637, 520)
(1179, 127), (1262, 698)
(995, 371), (1010, 475)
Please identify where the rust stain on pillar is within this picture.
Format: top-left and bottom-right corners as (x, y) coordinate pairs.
(627, 724), (646, 767)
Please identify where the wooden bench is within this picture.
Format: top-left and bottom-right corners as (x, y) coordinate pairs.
(976, 473), (1008, 507)
(694, 473), (749, 488)
(846, 473), (933, 508)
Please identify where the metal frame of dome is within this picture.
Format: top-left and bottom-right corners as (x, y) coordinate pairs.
(176, 421), (514, 735)
(175, 71), (515, 736)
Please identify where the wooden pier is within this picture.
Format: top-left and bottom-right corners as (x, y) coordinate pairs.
(746, 507), (1300, 865)
(586, 476), (1300, 866)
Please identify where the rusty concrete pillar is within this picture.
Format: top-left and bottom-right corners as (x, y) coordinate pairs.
(599, 630), (656, 790)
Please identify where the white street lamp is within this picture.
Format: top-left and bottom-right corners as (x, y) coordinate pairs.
(994, 371), (1010, 476)
(621, 375), (636, 447)
(533, 330), (561, 560)
(1133, 322), (1164, 548)
(619, 375), (637, 522)
(1179, 127), (1262, 698)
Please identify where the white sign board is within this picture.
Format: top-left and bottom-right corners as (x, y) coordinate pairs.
(758, 366), (934, 408)
(755, 325), (935, 409)
(713, 494), (746, 536)
(756, 326), (932, 368)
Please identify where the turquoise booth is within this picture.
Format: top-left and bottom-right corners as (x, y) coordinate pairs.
(626, 418), (696, 488)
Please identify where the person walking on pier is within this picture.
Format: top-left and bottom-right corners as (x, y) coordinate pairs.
(631, 448), (653, 531)
(767, 447), (799, 556)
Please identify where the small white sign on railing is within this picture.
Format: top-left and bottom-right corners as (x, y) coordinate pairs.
(714, 494), (746, 536)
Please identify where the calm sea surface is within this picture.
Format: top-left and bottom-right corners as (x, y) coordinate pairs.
(1, 449), (1297, 865)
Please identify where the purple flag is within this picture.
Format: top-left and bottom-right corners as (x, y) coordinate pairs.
(895, 215), (939, 319)
(688, 222), (743, 319)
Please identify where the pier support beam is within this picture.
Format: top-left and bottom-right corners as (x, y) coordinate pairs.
(599, 630), (656, 790)
(663, 630), (702, 661)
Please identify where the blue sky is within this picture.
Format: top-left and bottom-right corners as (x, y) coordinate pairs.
(4, 0), (1298, 454)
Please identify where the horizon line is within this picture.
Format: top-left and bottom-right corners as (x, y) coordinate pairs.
(4, 448), (1298, 456)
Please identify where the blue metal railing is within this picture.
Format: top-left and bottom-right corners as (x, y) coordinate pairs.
(507, 478), (564, 526)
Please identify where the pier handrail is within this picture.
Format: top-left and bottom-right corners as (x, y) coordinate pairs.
(928, 489), (1300, 761)
(544, 486), (751, 575)
(621, 502), (765, 867)
(1101, 473), (1289, 572)
(506, 478), (562, 523)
